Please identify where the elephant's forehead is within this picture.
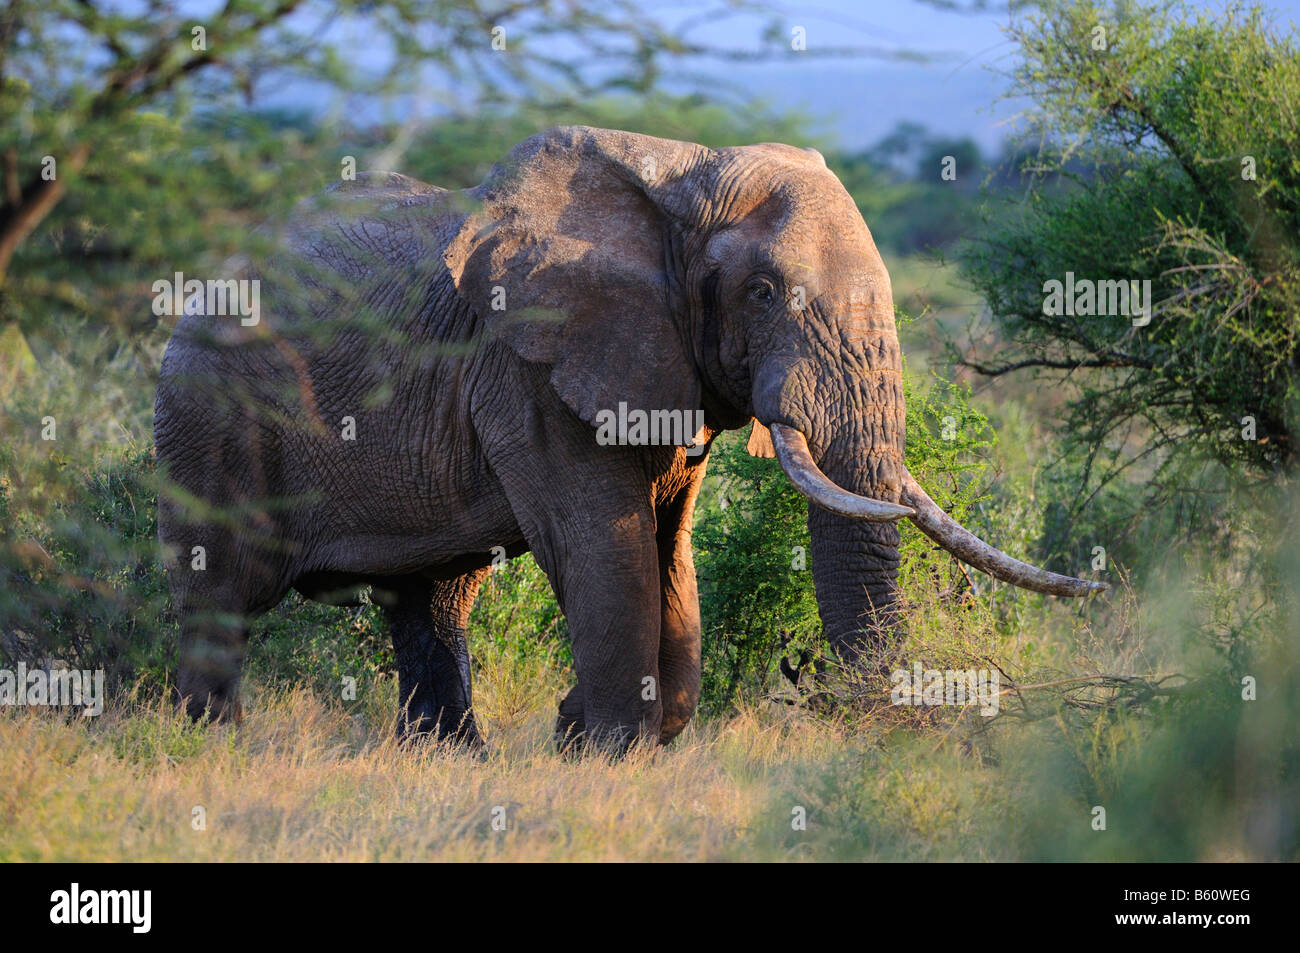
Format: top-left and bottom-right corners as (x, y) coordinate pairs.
(762, 225), (890, 304)
(708, 150), (891, 300)
(764, 177), (886, 267)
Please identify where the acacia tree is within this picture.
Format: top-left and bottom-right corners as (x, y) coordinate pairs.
(960, 0), (1299, 521)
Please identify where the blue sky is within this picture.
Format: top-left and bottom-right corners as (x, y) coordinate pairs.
(249, 0), (1300, 156)
(663, 0), (1300, 152)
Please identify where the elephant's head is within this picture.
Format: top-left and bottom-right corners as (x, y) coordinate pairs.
(446, 126), (1104, 663)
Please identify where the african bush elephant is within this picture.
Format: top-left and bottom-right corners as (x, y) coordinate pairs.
(155, 126), (1103, 752)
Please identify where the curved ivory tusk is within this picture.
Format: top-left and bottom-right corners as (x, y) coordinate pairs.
(900, 470), (1107, 597)
(769, 423), (914, 522)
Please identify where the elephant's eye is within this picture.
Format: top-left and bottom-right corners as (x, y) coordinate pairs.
(747, 280), (774, 303)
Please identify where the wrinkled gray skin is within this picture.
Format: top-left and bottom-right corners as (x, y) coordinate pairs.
(156, 126), (1096, 753)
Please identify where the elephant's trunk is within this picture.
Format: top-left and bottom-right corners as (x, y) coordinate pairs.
(751, 296), (912, 662)
(807, 503), (903, 664)
(788, 414), (909, 664)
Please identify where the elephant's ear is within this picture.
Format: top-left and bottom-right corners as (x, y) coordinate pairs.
(746, 419), (776, 458)
(444, 126), (710, 427)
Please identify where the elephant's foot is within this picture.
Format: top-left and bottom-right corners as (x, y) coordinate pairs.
(554, 685), (587, 756)
(556, 724), (649, 760)
(397, 705), (485, 751)
(554, 686), (662, 758)
(176, 674), (244, 724)
(177, 628), (248, 724)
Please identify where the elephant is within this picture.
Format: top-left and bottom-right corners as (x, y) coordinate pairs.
(154, 125), (1104, 753)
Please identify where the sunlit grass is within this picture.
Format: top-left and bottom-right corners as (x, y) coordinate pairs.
(3, 570), (1293, 863)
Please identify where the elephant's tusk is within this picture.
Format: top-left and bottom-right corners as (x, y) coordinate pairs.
(900, 469), (1108, 597)
(769, 423), (914, 522)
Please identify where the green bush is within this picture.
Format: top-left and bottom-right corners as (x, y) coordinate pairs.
(693, 355), (998, 714)
(0, 445), (172, 692)
(960, 0), (1300, 492)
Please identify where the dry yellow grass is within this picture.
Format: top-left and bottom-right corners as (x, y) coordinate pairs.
(0, 678), (885, 862)
(5, 571), (1291, 863)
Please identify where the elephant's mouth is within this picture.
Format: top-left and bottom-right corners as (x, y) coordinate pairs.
(767, 423), (1106, 597)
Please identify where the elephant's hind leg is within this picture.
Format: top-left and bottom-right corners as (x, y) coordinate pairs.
(176, 597), (251, 723)
(378, 568), (488, 747)
(170, 535), (285, 724)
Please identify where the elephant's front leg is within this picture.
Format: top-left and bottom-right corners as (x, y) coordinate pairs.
(378, 569), (488, 746)
(655, 461), (708, 743)
(555, 466), (707, 748)
(541, 511), (664, 755)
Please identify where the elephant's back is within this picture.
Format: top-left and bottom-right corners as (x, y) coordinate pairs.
(152, 171), (485, 523)
(153, 170), (484, 495)
(279, 171), (463, 269)
(160, 170), (472, 351)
